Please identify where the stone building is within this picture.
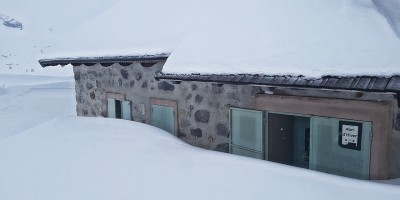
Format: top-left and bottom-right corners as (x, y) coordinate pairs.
(39, 54), (400, 180)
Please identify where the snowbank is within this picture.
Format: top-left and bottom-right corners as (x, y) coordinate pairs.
(0, 75), (76, 139)
(0, 116), (399, 200)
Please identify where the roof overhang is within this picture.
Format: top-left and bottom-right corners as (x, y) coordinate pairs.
(39, 53), (170, 68)
(157, 73), (400, 93)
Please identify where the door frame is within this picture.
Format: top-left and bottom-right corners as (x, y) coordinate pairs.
(149, 98), (178, 136)
(255, 94), (394, 180)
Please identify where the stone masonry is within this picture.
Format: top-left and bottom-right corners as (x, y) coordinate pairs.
(74, 62), (261, 152)
(73, 62), (400, 177)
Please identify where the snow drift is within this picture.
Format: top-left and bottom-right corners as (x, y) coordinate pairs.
(0, 116), (399, 200)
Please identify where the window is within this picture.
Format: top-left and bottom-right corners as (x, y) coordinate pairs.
(230, 108), (263, 159)
(230, 107), (372, 180)
(107, 98), (132, 120)
(150, 98), (178, 135)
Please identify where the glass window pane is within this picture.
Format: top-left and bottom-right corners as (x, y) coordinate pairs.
(231, 108), (263, 152)
(310, 116), (371, 179)
(151, 105), (175, 134)
(107, 98), (116, 118)
(121, 100), (132, 120)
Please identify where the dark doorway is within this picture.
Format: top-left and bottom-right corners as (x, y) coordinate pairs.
(268, 113), (310, 168)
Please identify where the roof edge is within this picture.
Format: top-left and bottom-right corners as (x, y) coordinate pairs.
(157, 73), (400, 93)
(39, 53), (170, 67)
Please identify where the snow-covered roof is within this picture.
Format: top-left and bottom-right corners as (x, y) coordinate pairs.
(43, 0), (400, 78)
(39, 53), (169, 67)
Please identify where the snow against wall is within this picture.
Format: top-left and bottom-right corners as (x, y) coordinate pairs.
(0, 116), (400, 200)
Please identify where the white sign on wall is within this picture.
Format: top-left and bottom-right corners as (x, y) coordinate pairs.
(342, 125), (358, 146)
(339, 121), (362, 151)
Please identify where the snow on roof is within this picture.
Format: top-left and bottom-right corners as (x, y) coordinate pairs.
(44, 0), (196, 60)
(43, 0), (400, 78)
(1, 116), (400, 200)
(163, 0), (400, 77)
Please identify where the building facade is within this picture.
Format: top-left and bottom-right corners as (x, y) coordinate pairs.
(40, 55), (400, 180)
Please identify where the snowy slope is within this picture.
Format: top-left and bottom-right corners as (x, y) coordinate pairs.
(0, 0), (119, 76)
(44, 0), (198, 59)
(0, 116), (399, 200)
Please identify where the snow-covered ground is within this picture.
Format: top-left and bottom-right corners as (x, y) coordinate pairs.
(0, 116), (400, 200)
(0, 74), (76, 139)
(0, 73), (398, 199)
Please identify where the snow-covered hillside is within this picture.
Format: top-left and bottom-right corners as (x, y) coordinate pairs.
(0, 0), (119, 76)
(0, 116), (399, 200)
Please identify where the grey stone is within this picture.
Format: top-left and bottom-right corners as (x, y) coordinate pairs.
(251, 86), (262, 94)
(74, 72), (80, 81)
(208, 136), (215, 143)
(90, 108), (96, 115)
(186, 93), (192, 101)
(135, 72), (143, 81)
(190, 128), (202, 138)
(180, 118), (191, 128)
(96, 80), (101, 88)
(107, 80), (115, 87)
(228, 92), (240, 101)
(142, 81), (148, 88)
(86, 83), (93, 90)
(130, 80), (135, 87)
(100, 110), (107, 117)
(208, 101), (220, 108)
(118, 78), (123, 86)
(195, 110), (210, 123)
(120, 69), (129, 79)
(178, 132), (187, 138)
(87, 71), (97, 76)
(76, 96), (82, 103)
(187, 105), (194, 117)
(191, 84), (198, 91)
(90, 91), (95, 100)
(158, 81), (175, 91)
(212, 84), (224, 94)
(396, 110), (400, 131)
(195, 94), (203, 103)
(216, 123), (229, 137)
(215, 143), (229, 153)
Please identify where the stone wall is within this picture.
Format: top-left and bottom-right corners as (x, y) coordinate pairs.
(73, 62), (261, 152)
(73, 62), (400, 177)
